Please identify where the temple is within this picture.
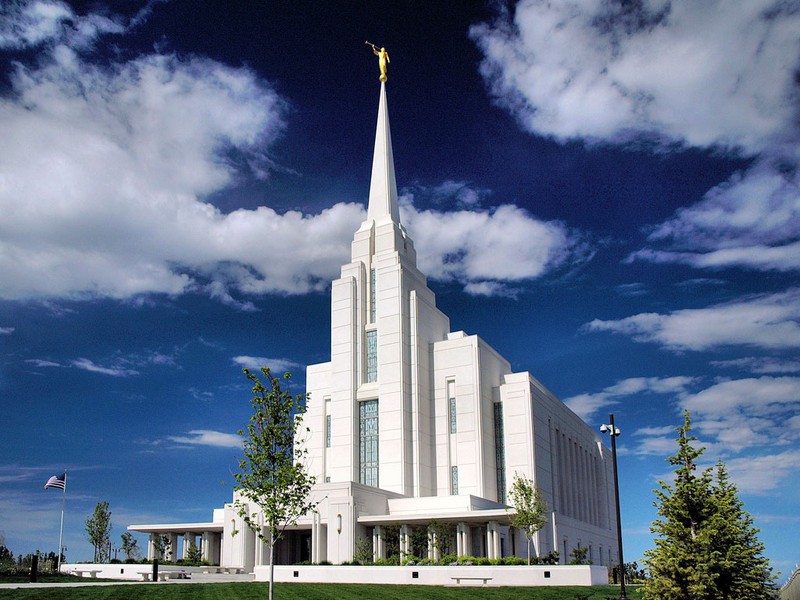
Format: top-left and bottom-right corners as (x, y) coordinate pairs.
(129, 79), (619, 571)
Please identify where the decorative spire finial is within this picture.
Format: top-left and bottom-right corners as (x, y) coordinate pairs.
(366, 41), (390, 82)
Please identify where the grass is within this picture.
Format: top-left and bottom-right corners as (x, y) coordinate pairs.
(0, 582), (644, 600)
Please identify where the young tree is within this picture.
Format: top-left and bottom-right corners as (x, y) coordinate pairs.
(507, 473), (548, 564)
(234, 367), (318, 600)
(644, 411), (775, 599)
(153, 534), (172, 562)
(85, 501), (112, 563)
(120, 532), (139, 561)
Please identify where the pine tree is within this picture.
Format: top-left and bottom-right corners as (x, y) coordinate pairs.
(644, 411), (775, 600)
(704, 462), (774, 599)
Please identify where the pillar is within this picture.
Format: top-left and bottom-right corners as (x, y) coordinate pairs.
(201, 532), (220, 565)
(399, 525), (410, 559)
(183, 532), (196, 559)
(147, 533), (159, 561)
(164, 533), (177, 562)
(486, 521), (500, 560)
(456, 522), (471, 557)
(372, 525), (386, 561)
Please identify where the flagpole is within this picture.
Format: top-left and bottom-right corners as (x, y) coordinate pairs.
(57, 471), (66, 572)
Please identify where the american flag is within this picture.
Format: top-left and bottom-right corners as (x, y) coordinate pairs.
(44, 473), (66, 490)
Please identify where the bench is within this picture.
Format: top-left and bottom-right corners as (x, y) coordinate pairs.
(158, 570), (189, 581)
(450, 576), (493, 585)
(202, 567), (223, 574)
(140, 570), (189, 581)
(73, 569), (102, 578)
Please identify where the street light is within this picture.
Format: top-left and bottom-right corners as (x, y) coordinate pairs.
(601, 413), (627, 600)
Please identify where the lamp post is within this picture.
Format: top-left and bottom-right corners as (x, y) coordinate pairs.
(601, 413), (627, 600)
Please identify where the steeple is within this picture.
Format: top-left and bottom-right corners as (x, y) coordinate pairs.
(352, 72), (416, 266)
(366, 82), (401, 225)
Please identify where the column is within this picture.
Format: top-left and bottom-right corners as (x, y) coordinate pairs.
(202, 532), (220, 565)
(147, 533), (159, 560)
(399, 525), (410, 560)
(166, 533), (178, 562)
(183, 532), (196, 559)
(456, 522), (471, 557)
(486, 521), (501, 560)
(372, 525), (386, 561)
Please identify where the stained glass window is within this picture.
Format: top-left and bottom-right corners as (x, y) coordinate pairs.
(494, 402), (506, 503)
(451, 465), (459, 495)
(366, 329), (377, 383)
(359, 399), (379, 487)
(326, 414), (331, 448)
(447, 379), (456, 433)
(370, 268), (376, 323)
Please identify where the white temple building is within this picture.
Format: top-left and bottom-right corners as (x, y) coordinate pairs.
(129, 78), (619, 572)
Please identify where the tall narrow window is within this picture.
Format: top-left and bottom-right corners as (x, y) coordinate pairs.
(493, 402), (506, 503)
(451, 465), (459, 495)
(326, 414), (331, 448)
(447, 379), (457, 433)
(359, 399), (379, 487)
(370, 268), (376, 323)
(366, 329), (377, 382)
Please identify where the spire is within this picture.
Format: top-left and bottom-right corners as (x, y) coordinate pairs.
(366, 82), (401, 225)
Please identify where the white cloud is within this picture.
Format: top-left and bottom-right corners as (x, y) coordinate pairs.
(25, 358), (62, 367)
(0, 327), (13, 334)
(472, 2), (800, 277)
(564, 375), (694, 420)
(167, 430), (241, 449)
(470, 1), (799, 151)
(711, 357), (800, 375)
(629, 152), (800, 272)
(724, 451), (800, 495)
(0, 8), (589, 304)
(680, 376), (800, 451)
(71, 358), (139, 377)
(401, 201), (589, 288)
(585, 289), (800, 351)
(231, 356), (302, 374)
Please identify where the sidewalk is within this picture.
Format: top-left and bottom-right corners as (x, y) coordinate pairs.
(0, 572), (255, 589)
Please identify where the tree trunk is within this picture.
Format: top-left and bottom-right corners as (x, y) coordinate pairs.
(268, 532), (275, 600)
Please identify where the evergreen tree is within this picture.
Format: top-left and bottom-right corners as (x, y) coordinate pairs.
(705, 461), (774, 599)
(644, 411), (775, 599)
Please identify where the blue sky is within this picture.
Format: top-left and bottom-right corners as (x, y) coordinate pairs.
(1, 0), (798, 577)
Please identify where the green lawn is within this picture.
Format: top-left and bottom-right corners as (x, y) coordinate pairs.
(0, 582), (643, 600)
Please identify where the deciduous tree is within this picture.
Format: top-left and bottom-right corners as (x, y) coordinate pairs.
(120, 532), (139, 561)
(507, 473), (548, 564)
(234, 367), (318, 600)
(85, 501), (112, 563)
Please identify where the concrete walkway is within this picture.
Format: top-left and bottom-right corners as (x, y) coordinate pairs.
(0, 573), (255, 589)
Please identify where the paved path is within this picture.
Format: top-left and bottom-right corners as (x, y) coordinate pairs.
(0, 573), (255, 589)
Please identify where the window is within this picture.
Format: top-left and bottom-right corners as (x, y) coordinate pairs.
(370, 268), (376, 323)
(359, 399), (379, 487)
(451, 465), (459, 495)
(366, 330), (377, 382)
(494, 402), (506, 503)
(326, 414), (331, 448)
(447, 379), (456, 433)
